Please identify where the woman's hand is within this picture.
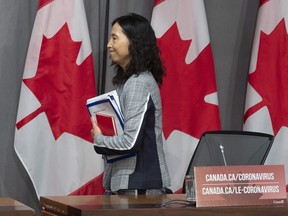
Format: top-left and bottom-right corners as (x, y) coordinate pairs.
(90, 116), (102, 138)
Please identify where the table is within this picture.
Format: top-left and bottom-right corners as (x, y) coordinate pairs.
(0, 197), (34, 216)
(40, 193), (288, 216)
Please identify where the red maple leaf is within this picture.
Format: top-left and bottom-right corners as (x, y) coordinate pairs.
(16, 23), (96, 143)
(158, 23), (221, 139)
(154, 0), (165, 7)
(38, 0), (53, 10)
(244, 19), (288, 136)
(260, 0), (269, 7)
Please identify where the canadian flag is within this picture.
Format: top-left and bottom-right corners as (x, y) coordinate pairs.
(151, 0), (221, 192)
(243, 0), (288, 191)
(14, 0), (104, 197)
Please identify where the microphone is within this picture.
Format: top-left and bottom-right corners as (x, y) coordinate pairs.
(219, 144), (227, 166)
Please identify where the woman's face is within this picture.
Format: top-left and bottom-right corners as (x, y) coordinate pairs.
(107, 22), (130, 69)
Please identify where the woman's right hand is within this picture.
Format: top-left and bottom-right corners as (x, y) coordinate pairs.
(90, 116), (102, 138)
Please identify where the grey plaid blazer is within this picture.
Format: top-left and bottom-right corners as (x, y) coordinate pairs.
(94, 71), (171, 192)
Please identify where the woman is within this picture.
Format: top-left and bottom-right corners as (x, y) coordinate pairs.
(91, 13), (171, 195)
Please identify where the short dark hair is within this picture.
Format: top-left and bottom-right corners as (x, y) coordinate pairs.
(111, 13), (165, 86)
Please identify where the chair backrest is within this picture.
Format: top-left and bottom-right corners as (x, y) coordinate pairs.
(185, 130), (274, 177)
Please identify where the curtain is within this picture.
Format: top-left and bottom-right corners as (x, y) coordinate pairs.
(0, 0), (153, 215)
(0, 0), (258, 215)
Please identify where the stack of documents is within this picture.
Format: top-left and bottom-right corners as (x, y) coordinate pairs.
(86, 90), (124, 136)
(87, 90), (137, 163)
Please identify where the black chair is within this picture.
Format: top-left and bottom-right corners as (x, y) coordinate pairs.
(183, 130), (274, 192)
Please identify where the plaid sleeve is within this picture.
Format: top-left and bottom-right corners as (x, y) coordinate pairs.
(94, 75), (149, 154)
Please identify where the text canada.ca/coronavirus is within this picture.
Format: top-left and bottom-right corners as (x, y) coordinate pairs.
(205, 172), (274, 182)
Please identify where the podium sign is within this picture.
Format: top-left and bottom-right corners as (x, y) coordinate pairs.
(194, 165), (287, 207)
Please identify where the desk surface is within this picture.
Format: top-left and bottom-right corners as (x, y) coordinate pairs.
(0, 197), (34, 216)
(40, 193), (288, 216)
